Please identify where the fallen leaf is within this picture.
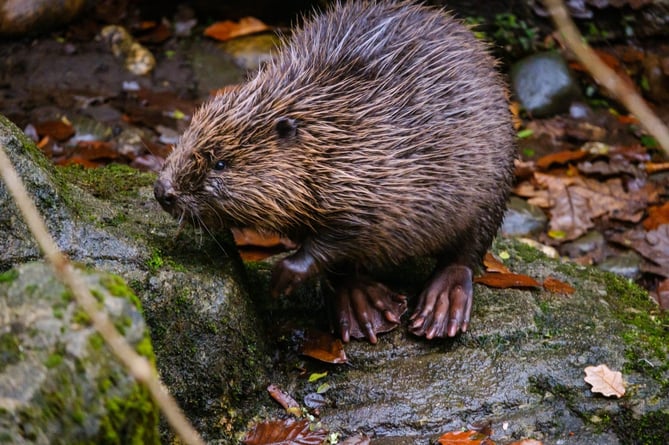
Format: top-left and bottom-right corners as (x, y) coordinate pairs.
(643, 202), (669, 230)
(474, 272), (541, 289)
(299, 330), (347, 364)
(307, 372), (327, 383)
(438, 429), (492, 444)
(542, 276), (575, 295)
(653, 278), (669, 310)
(72, 140), (119, 162)
(536, 149), (587, 170)
(483, 252), (511, 274)
(531, 172), (649, 241)
(267, 384), (301, 416)
(510, 440), (544, 445)
(232, 227), (295, 248)
(340, 434), (371, 445)
(34, 119), (75, 142)
(243, 418), (327, 445)
(584, 364), (625, 398)
(645, 162), (669, 174)
(204, 17), (269, 41)
(609, 225), (669, 278)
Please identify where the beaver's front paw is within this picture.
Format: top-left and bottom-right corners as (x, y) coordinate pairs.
(409, 264), (473, 339)
(333, 277), (407, 344)
(271, 251), (318, 297)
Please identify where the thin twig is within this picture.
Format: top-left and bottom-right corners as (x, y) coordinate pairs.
(0, 144), (205, 445)
(543, 0), (669, 157)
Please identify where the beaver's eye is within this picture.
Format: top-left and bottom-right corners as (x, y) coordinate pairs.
(213, 160), (227, 171)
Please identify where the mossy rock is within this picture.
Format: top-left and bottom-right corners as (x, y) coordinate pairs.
(0, 262), (159, 445)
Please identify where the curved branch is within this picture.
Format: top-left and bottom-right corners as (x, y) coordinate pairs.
(543, 0), (669, 157)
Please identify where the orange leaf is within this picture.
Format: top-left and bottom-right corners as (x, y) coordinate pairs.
(644, 162), (669, 174)
(204, 17), (269, 41)
(34, 119), (75, 142)
(584, 364), (625, 398)
(243, 418), (327, 445)
(643, 202), (669, 231)
(474, 272), (541, 289)
(438, 429), (491, 444)
(267, 384), (301, 416)
(483, 252), (511, 274)
(299, 330), (347, 364)
(535, 150), (587, 170)
(542, 276), (575, 295)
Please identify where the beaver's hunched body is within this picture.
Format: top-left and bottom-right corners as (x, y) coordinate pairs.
(154, 0), (516, 343)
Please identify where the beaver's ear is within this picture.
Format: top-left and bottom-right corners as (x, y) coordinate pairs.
(274, 117), (297, 139)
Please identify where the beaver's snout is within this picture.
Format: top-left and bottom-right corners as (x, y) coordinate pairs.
(154, 178), (176, 212)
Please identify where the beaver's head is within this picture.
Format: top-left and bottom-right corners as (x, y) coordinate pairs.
(154, 85), (319, 236)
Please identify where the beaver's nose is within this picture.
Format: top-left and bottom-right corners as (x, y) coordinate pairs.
(154, 178), (176, 211)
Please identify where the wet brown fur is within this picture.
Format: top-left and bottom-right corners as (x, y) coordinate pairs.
(157, 0), (517, 272)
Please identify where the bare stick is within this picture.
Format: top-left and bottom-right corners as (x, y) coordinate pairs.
(542, 0), (669, 157)
(0, 145), (205, 445)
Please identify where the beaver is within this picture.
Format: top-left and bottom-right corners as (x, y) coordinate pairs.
(154, 0), (516, 343)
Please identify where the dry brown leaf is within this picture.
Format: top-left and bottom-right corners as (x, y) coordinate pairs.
(474, 272), (541, 289)
(299, 330), (347, 364)
(584, 364), (625, 398)
(483, 252), (511, 274)
(609, 225), (669, 278)
(533, 172), (648, 241)
(542, 276), (575, 295)
(510, 440), (544, 445)
(242, 418), (327, 445)
(438, 429), (492, 444)
(267, 384), (301, 417)
(204, 17), (269, 41)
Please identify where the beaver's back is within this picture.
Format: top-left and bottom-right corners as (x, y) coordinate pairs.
(260, 1), (516, 267)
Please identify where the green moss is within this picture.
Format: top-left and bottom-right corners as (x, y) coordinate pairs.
(91, 288), (105, 303)
(58, 163), (156, 200)
(135, 335), (155, 362)
(45, 353), (64, 369)
(72, 308), (92, 325)
(101, 274), (142, 310)
(0, 269), (18, 283)
(89, 333), (105, 351)
(0, 333), (22, 371)
(613, 409), (669, 444)
(61, 290), (74, 302)
(146, 249), (165, 273)
(602, 275), (669, 387)
(100, 383), (160, 445)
